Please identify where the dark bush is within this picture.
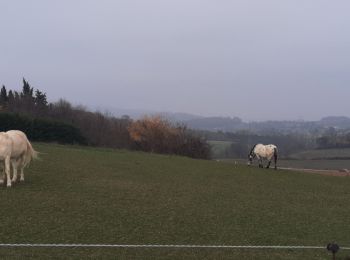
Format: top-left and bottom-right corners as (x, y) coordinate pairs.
(0, 112), (87, 144)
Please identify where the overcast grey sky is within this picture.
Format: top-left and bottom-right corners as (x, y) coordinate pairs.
(1, 0), (349, 121)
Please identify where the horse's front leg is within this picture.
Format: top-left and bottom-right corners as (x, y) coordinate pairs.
(258, 157), (263, 168)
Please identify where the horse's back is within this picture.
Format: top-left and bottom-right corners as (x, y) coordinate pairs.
(266, 144), (277, 150)
(6, 130), (37, 164)
(6, 130), (28, 140)
(253, 144), (266, 154)
(254, 144), (277, 159)
(6, 130), (28, 157)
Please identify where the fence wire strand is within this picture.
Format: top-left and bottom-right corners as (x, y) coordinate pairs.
(0, 244), (349, 250)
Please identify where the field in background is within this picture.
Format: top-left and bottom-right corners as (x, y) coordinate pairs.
(289, 148), (350, 160)
(0, 144), (350, 259)
(208, 140), (233, 158)
(278, 159), (350, 170)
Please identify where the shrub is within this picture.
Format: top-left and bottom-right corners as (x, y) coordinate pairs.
(128, 116), (210, 159)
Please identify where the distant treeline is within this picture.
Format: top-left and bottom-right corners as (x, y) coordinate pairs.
(315, 127), (350, 149)
(184, 116), (350, 135)
(0, 79), (210, 159)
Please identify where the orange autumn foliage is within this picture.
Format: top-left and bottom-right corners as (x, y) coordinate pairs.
(128, 116), (210, 158)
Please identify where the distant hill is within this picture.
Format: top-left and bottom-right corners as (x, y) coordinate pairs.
(100, 107), (204, 122)
(155, 112), (203, 122)
(182, 116), (245, 131)
(104, 106), (350, 134)
(181, 116), (350, 135)
(317, 116), (350, 128)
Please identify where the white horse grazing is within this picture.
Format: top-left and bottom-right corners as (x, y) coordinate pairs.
(0, 130), (38, 187)
(0, 132), (12, 187)
(248, 143), (278, 169)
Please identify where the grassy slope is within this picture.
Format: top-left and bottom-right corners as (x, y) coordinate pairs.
(0, 143), (350, 259)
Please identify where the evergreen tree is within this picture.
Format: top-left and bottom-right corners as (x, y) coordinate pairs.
(8, 90), (14, 102)
(34, 90), (48, 107)
(0, 85), (8, 104)
(7, 90), (15, 112)
(20, 78), (35, 113)
(21, 78), (34, 98)
(14, 91), (20, 101)
(34, 89), (48, 116)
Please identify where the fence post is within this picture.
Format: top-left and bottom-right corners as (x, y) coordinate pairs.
(327, 243), (339, 260)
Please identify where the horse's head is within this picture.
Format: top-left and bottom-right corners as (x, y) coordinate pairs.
(247, 144), (257, 165)
(247, 153), (254, 165)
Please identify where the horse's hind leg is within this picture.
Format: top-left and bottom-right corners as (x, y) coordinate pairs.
(12, 156), (25, 183)
(11, 159), (19, 183)
(266, 160), (271, 169)
(274, 150), (278, 170)
(5, 157), (11, 187)
(17, 156), (25, 182)
(20, 165), (25, 182)
(0, 162), (4, 185)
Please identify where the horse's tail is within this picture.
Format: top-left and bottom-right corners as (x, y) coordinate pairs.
(273, 147), (278, 159)
(24, 140), (38, 167)
(273, 146), (278, 166)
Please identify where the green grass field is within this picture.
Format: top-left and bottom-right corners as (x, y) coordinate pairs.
(1, 143), (350, 259)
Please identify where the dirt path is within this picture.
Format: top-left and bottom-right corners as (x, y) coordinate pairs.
(280, 167), (350, 177)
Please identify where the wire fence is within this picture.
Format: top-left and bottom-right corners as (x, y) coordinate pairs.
(0, 243), (349, 250)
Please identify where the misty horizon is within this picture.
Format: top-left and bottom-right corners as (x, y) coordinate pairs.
(1, 0), (350, 122)
(93, 104), (350, 123)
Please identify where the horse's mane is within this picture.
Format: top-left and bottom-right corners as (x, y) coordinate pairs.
(249, 144), (258, 155)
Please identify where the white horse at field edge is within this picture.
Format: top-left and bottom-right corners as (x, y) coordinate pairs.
(0, 130), (38, 187)
(0, 132), (12, 186)
(248, 143), (278, 170)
